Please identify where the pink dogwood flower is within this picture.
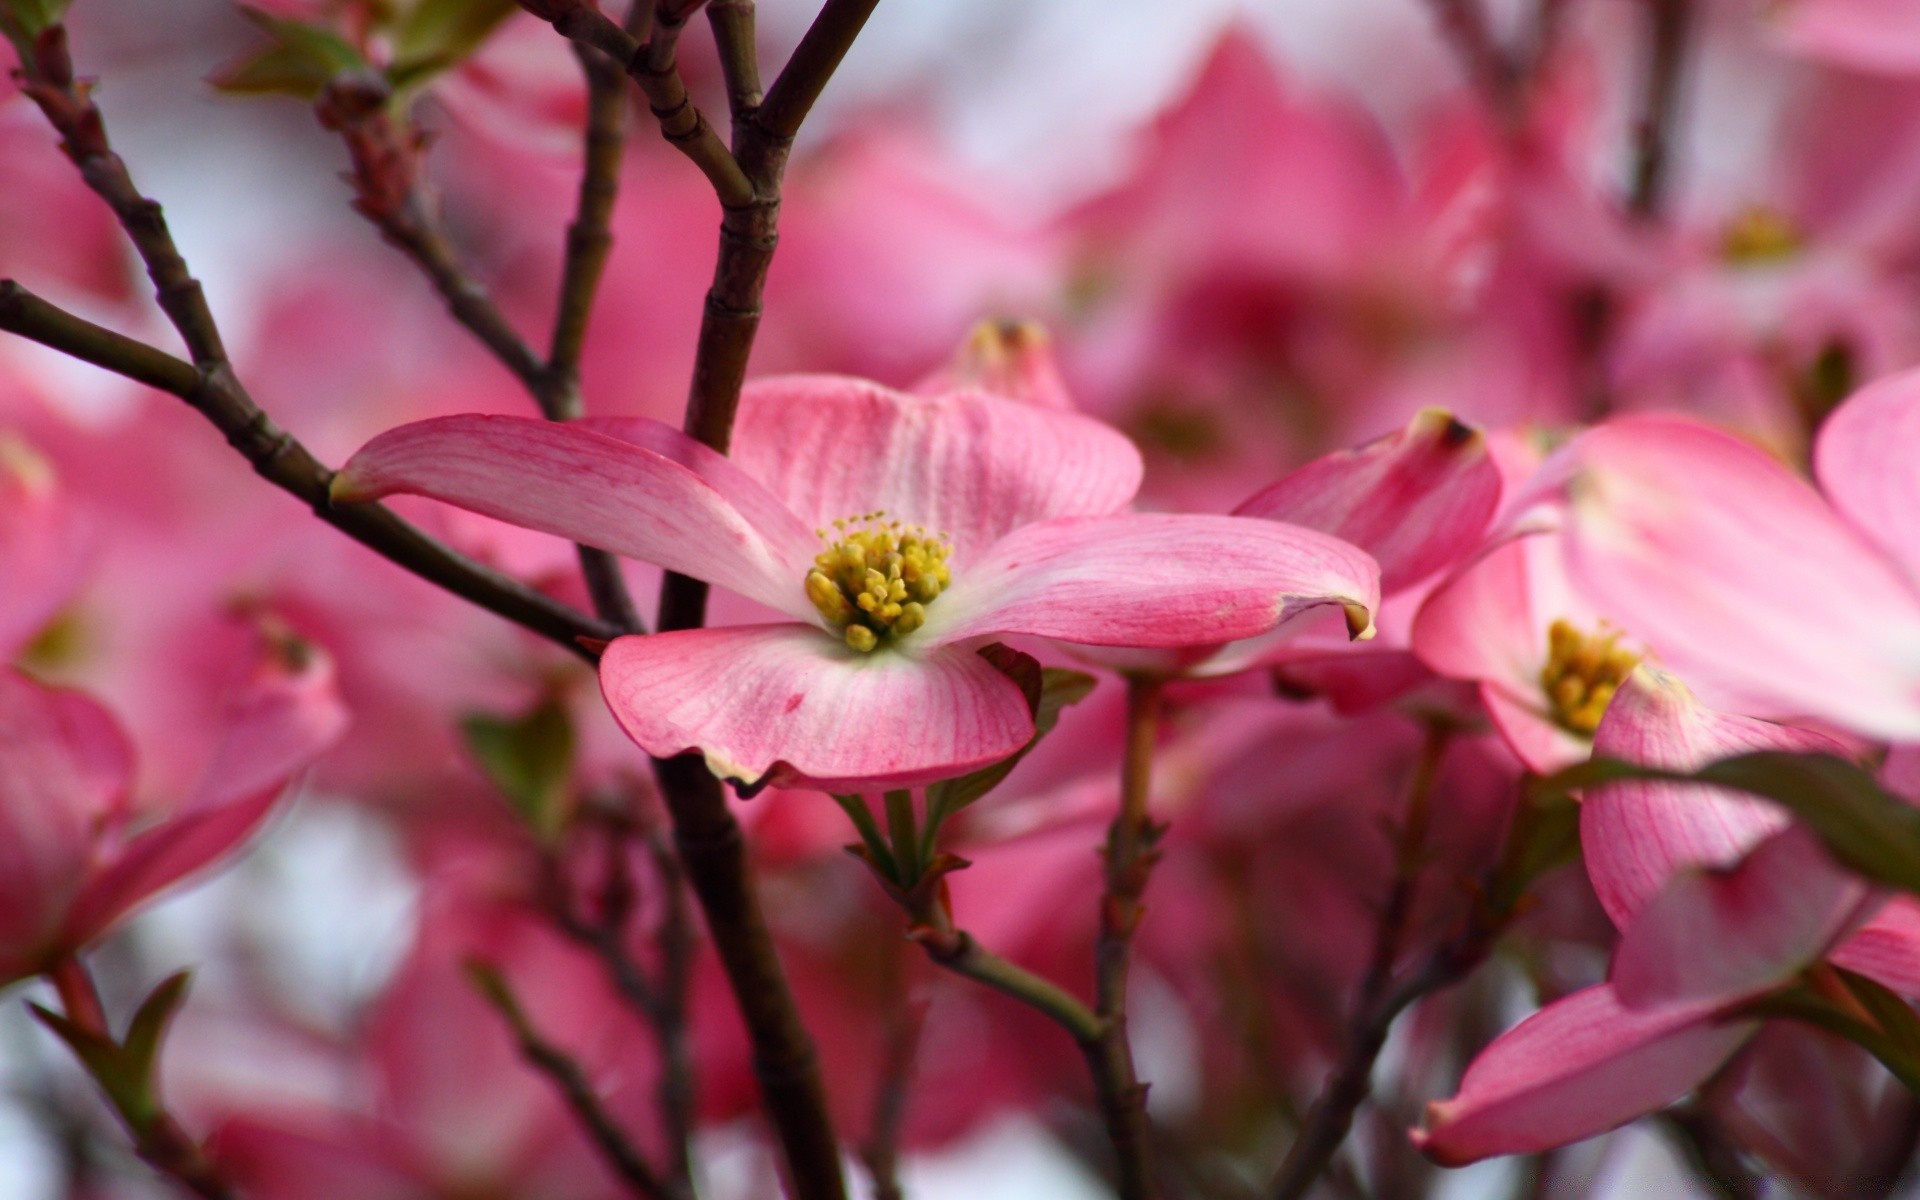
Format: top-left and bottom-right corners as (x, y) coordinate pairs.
(0, 635), (348, 986)
(1417, 667), (1920, 1164)
(334, 377), (1380, 793)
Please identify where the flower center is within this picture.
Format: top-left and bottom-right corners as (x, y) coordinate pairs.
(1721, 205), (1800, 265)
(1539, 618), (1640, 735)
(806, 513), (954, 653)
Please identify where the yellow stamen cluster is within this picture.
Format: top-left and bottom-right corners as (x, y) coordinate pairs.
(1721, 205), (1801, 265)
(806, 513), (953, 653)
(1540, 618), (1641, 735)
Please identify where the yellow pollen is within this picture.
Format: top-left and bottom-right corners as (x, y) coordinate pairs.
(1721, 205), (1800, 265)
(1539, 618), (1641, 735)
(806, 512), (954, 653)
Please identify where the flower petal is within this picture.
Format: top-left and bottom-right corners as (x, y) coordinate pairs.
(921, 514), (1380, 650)
(1584, 666), (1846, 930)
(729, 376), (1143, 562)
(1234, 408), (1501, 594)
(65, 639), (350, 948)
(334, 415), (820, 620)
(0, 436), (89, 657)
(1610, 827), (1873, 1009)
(1814, 365), (1920, 592)
(1551, 415), (1920, 740)
(1413, 984), (1756, 1166)
(1831, 897), (1920, 996)
(598, 625), (1035, 793)
(0, 670), (134, 980)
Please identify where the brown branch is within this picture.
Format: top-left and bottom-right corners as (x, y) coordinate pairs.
(707, 0), (763, 122)
(1421, 0), (1522, 121)
(1627, 0), (1692, 219)
(1086, 676), (1165, 1200)
(751, 0), (881, 144)
(1269, 728), (1450, 1200)
(860, 981), (926, 1200)
(469, 962), (673, 1200)
(45, 960), (237, 1200)
(0, 280), (617, 658)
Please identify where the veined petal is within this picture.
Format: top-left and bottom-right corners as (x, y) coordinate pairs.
(334, 415), (821, 621)
(1815, 366), (1920, 592)
(921, 514), (1380, 650)
(1552, 415), (1920, 740)
(598, 625), (1035, 793)
(1413, 985), (1756, 1166)
(0, 436), (89, 657)
(730, 376), (1143, 562)
(1234, 408), (1501, 594)
(1610, 828), (1873, 1009)
(1831, 897), (1920, 996)
(1584, 666), (1846, 930)
(0, 671), (134, 981)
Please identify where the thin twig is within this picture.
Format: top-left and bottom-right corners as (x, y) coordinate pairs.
(1421, 0), (1521, 121)
(1089, 676), (1166, 1200)
(707, 0), (763, 122)
(1627, 0), (1692, 219)
(470, 963), (674, 1200)
(45, 960), (237, 1200)
(860, 978), (927, 1200)
(0, 280), (617, 658)
(1269, 729), (1450, 1200)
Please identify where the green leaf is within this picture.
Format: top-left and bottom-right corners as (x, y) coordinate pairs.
(460, 695), (576, 840)
(1537, 751), (1920, 898)
(924, 651), (1096, 830)
(210, 8), (369, 100)
(1836, 967), (1920, 1061)
(1486, 787), (1582, 916)
(118, 972), (192, 1124)
(388, 0), (516, 86)
(0, 0), (72, 53)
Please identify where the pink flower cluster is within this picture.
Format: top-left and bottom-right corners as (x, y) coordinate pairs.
(10, 2), (1920, 1197)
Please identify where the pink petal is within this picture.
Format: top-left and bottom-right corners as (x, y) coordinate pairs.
(921, 514), (1380, 650)
(1551, 415), (1920, 740)
(1584, 666), (1847, 930)
(1831, 897), (1920, 995)
(334, 415), (820, 620)
(0, 670), (134, 980)
(0, 436), (89, 657)
(729, 376), (1142, 562)
(911, 318), (1078, 411)
(64, 639), (349, 947)
(1771, 0), (1920, 74)
(1233, 409), (1501, 594)
(1610, 828), (1873, 1008)
(598, 624), (1035, 793)
(1814, 365), (1920, 591)
(1413, 984), (1756, 1166)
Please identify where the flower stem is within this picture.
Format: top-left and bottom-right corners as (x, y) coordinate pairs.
(1091, 674), (1166, 1200)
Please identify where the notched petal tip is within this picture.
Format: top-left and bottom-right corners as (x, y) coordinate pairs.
(1343, 600), (1376, 641)
(1411, 406), (1482, 453)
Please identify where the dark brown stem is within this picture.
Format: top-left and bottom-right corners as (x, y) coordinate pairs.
(46, 959), (237, 1200)
(1422, 0), (1521, 120)
(1659, 1107), (1762, 1200)
(1268, 727), (1450, 1200)
(860, 976), (926, 1200)
(1627, 0), (1692, 219)
(471, 963), (673, 1200)
(643, 822), (700, 1195)
(0, 281), (617, 659)
(707, 0), (763, 121)
(1090, 676), (1164, 1200)
(906, 919), (1106, 1045)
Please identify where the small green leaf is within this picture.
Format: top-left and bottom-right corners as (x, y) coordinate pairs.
(118, 972), (192, 1124)
(388, 0), (516, 86)
(924, 652), (1096, 829)
(210, 8), (369, 100)
(0, 0), (72, 54)
(1486, 787), (1582, 916)
(461, 695), (576, 840)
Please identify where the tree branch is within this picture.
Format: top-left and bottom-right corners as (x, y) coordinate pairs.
(0, 281), (618, 658)
(469, 963), (674, 1200)
(1627, 0), (1692, 219)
